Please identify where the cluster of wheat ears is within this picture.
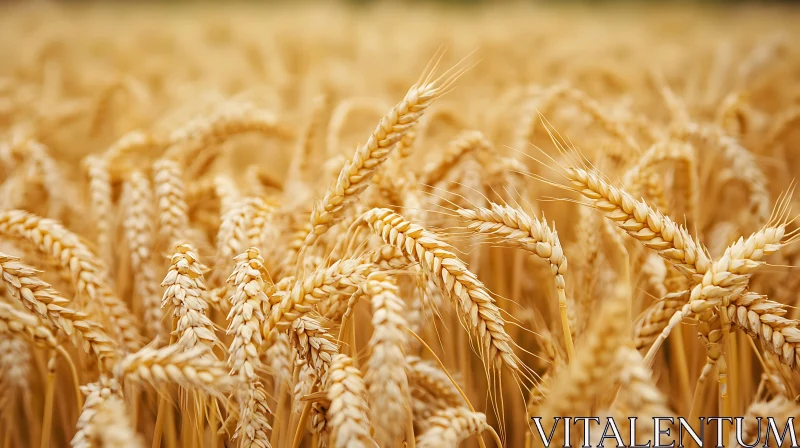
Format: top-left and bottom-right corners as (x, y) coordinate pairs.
(1, 2), (800, 447)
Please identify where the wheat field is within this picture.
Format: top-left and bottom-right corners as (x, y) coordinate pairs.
(1, 1), (800, 447)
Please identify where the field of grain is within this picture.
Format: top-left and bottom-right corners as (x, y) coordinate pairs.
(1, 1), (800, 447)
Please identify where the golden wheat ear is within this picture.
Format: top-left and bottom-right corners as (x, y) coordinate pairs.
(293, 53), (477, 270)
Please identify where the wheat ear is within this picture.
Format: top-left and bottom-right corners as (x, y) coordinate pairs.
(363, 273), (409, 446)
(611, 346), (674, 446)
(287, 316), (339, 439)
(103, 130), (161, 166)
(634, 289), (690, 349)
(122, 171), (162, 339)
(227, 247), (271, 447)
(362, 207), (523, 377)
(416, 407), (490, 448)
(0, 252), (120, 366)
(71, 379), (144, 448)
(564, 167), (711, 280)
(326, 353), (375, 448)
(407, 355), (464, 422)
(728, 292), (800, 370)
(115, 344), (235, 397)
(678, 123), (770, 224)
(0, 210), (141, 351)
(265, 258), (373, 336)
(622, 139), (699, 223)
(456, 202), (573, 359)
(0, 336), (31, 392)
(643, 224), (794, 363)
(227, 247), (269, 378)
(0, 301), (58, 348)
(740, 396), (800, 444)
(153, 158), (190, 248)
(420, 130), (491, 187)
(235, 380), (272, 448)
(161, 244), (220, 353)
(83, 154), (113, 267)
(224, 248), (274, 448)
(296, 59), (469, 258)
(540, 287), (629, 447)
(215, 197), (275, 282)
(165, 106), (287, 161)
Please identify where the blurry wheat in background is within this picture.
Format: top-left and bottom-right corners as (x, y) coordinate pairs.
(1, 1), (800, 447)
